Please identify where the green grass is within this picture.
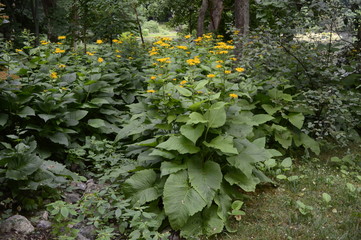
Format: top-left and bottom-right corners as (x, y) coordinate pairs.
(210, 149), (361, 240)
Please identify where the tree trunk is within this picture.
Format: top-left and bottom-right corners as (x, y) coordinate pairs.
(208, 0), (223, 33)
(235, 0), (249, 35)
(197, 0), (209, 37)
(41, 0), (57, 42)
(133, 5), (144, 46)
(31, 0), (40, 46)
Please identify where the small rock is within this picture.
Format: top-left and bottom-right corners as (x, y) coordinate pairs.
(0, 215), (35, 235)
(77, 233), (91, 240)
(36, 220), (52, 229)
(64, 192), (81, 203)
(79, 225), (96, 240)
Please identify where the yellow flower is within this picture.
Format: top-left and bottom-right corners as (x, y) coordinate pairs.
(217, 35), (224, 38)
(96, 39), (103, 44)
(216, 60), (224, 63)
(186, 56), (201, 65)
(116, 55), (121, 58)
(128, 57), (134, 60)
(176, 46), (188, 50)
(230, 57), (237, 61)
(235, 67), (245, 72)
(50, 72), (58, 79)
(58, 64), (66, 68)
(180, 80), (187, 85)
(15, 49), (23, 52)
(172, 78), (177, 81)
(86, 51), (94, 56)
(54, 48), (65, 53)
(194, 37), (203, 42)
(156, 57), (171, 63)
(98, 57), (104, 63)
(40, 40), (49, 45)
(147, 90), (156, 93)
(217, 50), (229, 54)
(58, 36), (66, 40)
(150, 76), (157, 80)
(185, 35), (191, 39)
(61, 87), (68, 90)
(229, 93), (238, 98)
(216, 65), (222, 68)
(207, 74), (216, 78)
(224, 70), (231, 74)
(161, 37), (172, 41)
(112, 39), (119, 43)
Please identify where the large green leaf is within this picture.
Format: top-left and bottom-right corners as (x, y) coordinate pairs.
(163, 170), (207, 229)
(203, 136), (238, 154)
(180, 124), (204, 144)
(0, 113), (9, 127)
(18, 106), (36, 118)
(157, 136), (200, 154)
(252, 114), (274, 125)
(123, 169), (162, 205)
(204, 102), (227, 128)
(180, 205), (224, 238)
(194, 80), (209, 90)
(286, 113), (304, 129)
(48, 132), (69, 146)
(187, 159), (222, 204)
(64, 110), (88, 126)
(224, 168), (260, 192)
(176, 85), (192, 96)
(261, 104), (282, 115)
(6, 154), (43, 180)
(160, 161), (187, 177)
(88, 119), (106, 128)
(37, 114), (56, 122)
(293, 133), (320, 155)
(187, 112), (207, 125)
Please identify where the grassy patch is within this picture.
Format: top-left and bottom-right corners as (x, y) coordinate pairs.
(211, 150), (361, 240)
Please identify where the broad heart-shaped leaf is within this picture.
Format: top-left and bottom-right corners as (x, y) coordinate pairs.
(293, 132), (320, 155)
(261, 104), (282, 115)
(48, 132), (69, 146)
(187, 112), (207, 125)
(252, 114), (274, 125)
(163, 170), (207, 230)
(0, 113), (9, 127)
(176, 85), (192, 96)
(160, 161), (187, 177)
(157, 136), (200, 154)
(123, 169), (162, 206)
(64, 110), (88, 127)
(272, 124), (292, 149)
(203, 136), (238, 154)
(204, 102), (227, 128)
(149, 149), (175, 159)
(37, 114), (56, 122)
(180, 204), (224, 238)
(18, 106), (36, 118)
(180, 124), (205, 144)
(187, 158), (222, 205)
(224, 168), (260, 192)
(6, 154), (43, 180)
(286, 113), (304, 129)
(194, 80), (209, 90)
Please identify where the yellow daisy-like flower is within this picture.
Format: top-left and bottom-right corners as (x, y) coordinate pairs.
(50, 72), (58, 79)
(216, 60), (224, 63)
(180, 80), (187, 85)
(96, 39), (103, 44)
(98, 57), (104, 63)
(15, 49), (23, 53)
(86, 51), (94, 56)
(58, 64), (66, 68)
(217, 35), (224, 38)
(185, 35), (191, 39)
(229, 93), (238, 98)
(218, 50), (229, 54)
(150, 76), (157, 80)
(54, 48), (65, 53)
(172, 78), (177, 81)
(156, 57), (171, 63)
(58, 36), (66, 40)
(216, 65), (222, 68)
(128, 57), (134, 60)
(235, 67), (245, 72)
(176, 46), (188, 50)
(116, 55), (121, 58)
(40, 40), (49, 45)
(112, 39), (119, 43)
(224, 70), (231, 74)
(186, 56), (201, 65)
(194, 37), (203, 42)
(207, 74), (216, 78)
(147, 90), (156, 93)
(230, 57), (237, 61)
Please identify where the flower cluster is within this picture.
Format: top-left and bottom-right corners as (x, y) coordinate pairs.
(186, 56), (201, 66)
(156, 57), (171, 63)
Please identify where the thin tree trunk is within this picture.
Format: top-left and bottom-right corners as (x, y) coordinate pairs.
(41, 0), (57, 42)
(197, 0), (208, 37)
(31, 0), (40, 46)
(208, 0), (223, 33)
(235, 0), (249, 35)
(133, 5), (144, 46)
